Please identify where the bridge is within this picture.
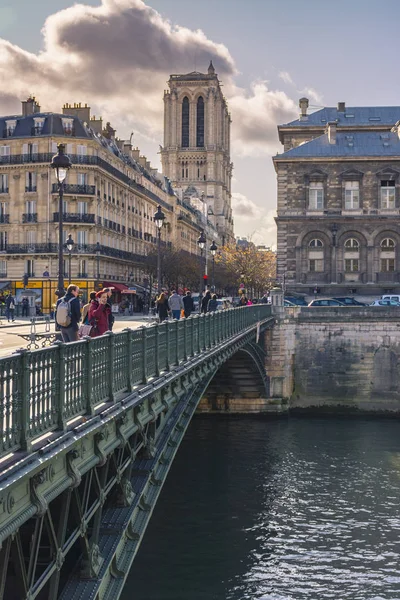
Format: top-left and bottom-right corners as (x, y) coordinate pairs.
(0, 305), (273, 600)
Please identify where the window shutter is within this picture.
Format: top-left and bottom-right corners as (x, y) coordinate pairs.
(51, 142), (57, 153)
(67, 144), (73, 154)
(32, 143), (39, 154)
(22, 143), (28, 155)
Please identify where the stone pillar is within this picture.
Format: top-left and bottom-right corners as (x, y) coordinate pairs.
(367, 245), (374, 283)
(270, 286), (284, 316)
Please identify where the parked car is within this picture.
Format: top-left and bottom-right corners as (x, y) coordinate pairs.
(381, 295), (400, 303)
(308, 298), (346, 307)
(370, 299), (400, 306)
(284, 296), (308, 306)
(284, 299), (297, 307)
(332, 297), (367, 306)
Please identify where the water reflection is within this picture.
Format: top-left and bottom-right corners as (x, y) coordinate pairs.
(123, 417), (400, 600)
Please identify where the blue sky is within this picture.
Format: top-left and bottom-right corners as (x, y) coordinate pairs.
(2, 0), (400, 246)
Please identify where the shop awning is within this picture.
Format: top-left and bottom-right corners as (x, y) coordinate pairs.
(0, 281), (11, 291)
(103, 282), (129, 293)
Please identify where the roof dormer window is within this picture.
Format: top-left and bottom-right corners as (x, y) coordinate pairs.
(32, 117), (45, 135)
(62, 118), (74, 136)
(5, 120), (16, 137)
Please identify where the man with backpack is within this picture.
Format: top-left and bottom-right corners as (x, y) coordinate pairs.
(56, 284), (81, 342)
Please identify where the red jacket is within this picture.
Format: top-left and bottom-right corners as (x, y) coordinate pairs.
(88, 300), (111, 336)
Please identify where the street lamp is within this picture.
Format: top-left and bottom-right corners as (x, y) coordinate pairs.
(96, 241), (101, 281)
(197, 230), (206, 294)
(66, 233), (74, 285)
(154, 205), (165, 294)
(51, 144), (71, 297)
(209, 240), (217, 291)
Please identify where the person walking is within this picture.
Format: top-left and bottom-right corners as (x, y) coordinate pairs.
(207, 293), (218, 312)
(6, 294), (16, 322)
(201, 290), (211, 314)
(182, 291), (194, 318)
(239, 295), (248, 306)
(21, 297), (29, 317)
(82, 291), (97, 324)
(168, 290), (184, 320)
(156, 292), (169, 322)
(88, 290), (111, 337)
(56, 284), (81, 342)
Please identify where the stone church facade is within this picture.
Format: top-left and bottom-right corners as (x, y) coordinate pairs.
(161, 62), (234, 245)
(274, 99), (400, 296)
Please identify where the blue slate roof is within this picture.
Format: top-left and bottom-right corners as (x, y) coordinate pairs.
(284, 107), (400, 128)
(0, 112), (92, 139)
(275, 132), (400, 159)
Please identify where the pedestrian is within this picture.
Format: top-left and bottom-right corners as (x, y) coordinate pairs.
(82, 291), (96, 325)
(259, 293), (269, 304)
(21, 296), (29, 317)
(6, 294), (16, 322)
(156, 292), (169, 322)
(55, 284), (81, 342)
(239, 295), (248, 306)
(207, 293), (218, 312)
(201, 290), (211, 314)
(168, 290), (184, 320)
(182, 290), (194, 318)
(88, 290), (111, 337)
(102, 288), (115, 331)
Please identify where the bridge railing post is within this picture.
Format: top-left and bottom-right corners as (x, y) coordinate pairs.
(142, 326), (148, 383)
(19, 349), (32, 452)
(106, 331), (116, 403)
(55, 341), (67, 433)
(197, 314), (202, 353)
(165, 321), (170, 371)
(190, 317), (195, 356)
(175, 319), (179, 366)
(84, 336), (95, 415)
(183, 318), (188, 361)
(154, 325), (160, 377)
(123, 328), (134, 392)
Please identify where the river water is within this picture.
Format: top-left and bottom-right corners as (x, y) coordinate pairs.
(122, 416), (400, 600)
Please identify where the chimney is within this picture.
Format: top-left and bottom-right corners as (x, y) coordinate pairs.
(138, 155), (147, 168)
(299, 97), (309, 119)
(131, 148), (140, 161)
(63, 102), (91, 124)
(90, 115), (103, 134)
(22, 96), (41, 116)
(327, 121), (337, 144)
(337, 102), (346, 113)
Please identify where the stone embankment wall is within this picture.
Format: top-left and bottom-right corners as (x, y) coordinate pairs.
(270, 307), (400, 413)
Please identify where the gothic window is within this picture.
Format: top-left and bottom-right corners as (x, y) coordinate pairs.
(380, 180), (395, 209)
(380, 238), (396, 272)
(182, 97), (189, 148)
(308, 238), (324, 271)
(309, 182), (324, 210)
(196, 96), (204, 147)
(345, 181), (359, 209)
(344, 238), (360, 272)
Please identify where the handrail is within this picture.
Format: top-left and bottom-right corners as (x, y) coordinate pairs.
(0, 305), (271, 457)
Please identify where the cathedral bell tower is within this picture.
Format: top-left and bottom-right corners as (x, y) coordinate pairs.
(161, 62), (234, 243)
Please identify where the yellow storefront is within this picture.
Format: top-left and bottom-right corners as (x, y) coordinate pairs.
(12, 279), (97, 314)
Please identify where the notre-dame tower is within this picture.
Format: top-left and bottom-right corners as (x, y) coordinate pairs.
(161, 62), (234, 244)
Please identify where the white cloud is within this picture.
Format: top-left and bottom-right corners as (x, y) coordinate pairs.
(231, 193), (261, 220)
(278, 70), (295, 85)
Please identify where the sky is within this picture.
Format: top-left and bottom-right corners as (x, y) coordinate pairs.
(2, 0), (400, 247)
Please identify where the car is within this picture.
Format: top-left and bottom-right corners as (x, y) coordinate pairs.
(308, 298), (346, 307)
(370, 299), (400, 306)
(284, 296), (308, 306)
(332, 297), (367, 306)
(284, 299), (297, 307)
(381, 295), (400, 303)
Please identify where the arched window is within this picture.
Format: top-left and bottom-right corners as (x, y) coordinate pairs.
(308, 238), (324, 271)
(380, 238), (396, 272)
(344, 238), (359, 249)
(344, 238), (360, 272)
(182, 97), (189, 148)
(196, 96), (204, 147)
(309, 239), (323, 247)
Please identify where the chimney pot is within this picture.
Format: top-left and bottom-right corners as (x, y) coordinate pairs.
(299, 97), (309, 120)
(337, 102), (346, 112)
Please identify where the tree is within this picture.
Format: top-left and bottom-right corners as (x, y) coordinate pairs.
(215, 243), (276, 297)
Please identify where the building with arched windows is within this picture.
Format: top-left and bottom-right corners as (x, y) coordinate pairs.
(161, 62), (234, 245)
(274, 99), (400, 296)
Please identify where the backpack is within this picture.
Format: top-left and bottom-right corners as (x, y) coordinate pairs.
(56, 297), (73, 327)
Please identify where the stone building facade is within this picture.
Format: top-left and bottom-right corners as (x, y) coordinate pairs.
(161, 62), (234, 245)
(274, 100), (400, 296)
(0, 98), (204, 310)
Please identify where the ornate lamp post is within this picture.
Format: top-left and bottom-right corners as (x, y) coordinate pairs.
(209, 240), (218, 291)
(197, 230), (206, 294)
(154, 205), (165, 294)
(51, 144), (71, 297)
(66, 233), (74, 285)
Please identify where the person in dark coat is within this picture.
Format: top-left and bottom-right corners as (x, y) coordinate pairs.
(56, 285), (81, 342)
(207, 293), (218, 312)
(201, 290), (211, 314)
(6, 294), (16, 322)
(182, 291), (195, 318)
(156, 292), (169, 322)
(89, 290), (111, 337)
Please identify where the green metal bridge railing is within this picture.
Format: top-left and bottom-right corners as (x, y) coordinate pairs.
(0, 305), (271, 458)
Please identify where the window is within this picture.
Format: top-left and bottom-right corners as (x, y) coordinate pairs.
(345, 259), (359, 272)
(77, 202), (88, 215)
(381, 180), (395, 209)
(0, 202), (7, 216)
(26, 200), (36, 214)
(33, 117), (45, 135)
(79, 259), (87, 276)
(77, 173), (87, 186)
(0, 232), (7, 251)
(381, 258), (395, 272)
(344, 238), (359, 249)
(381, 238), (395, 249)
(5, 120), (16, 136)
(77, 231), (87, 246)
(77, 145), (87, 156)
(309, 182), (324, 209)
(23, 143), (38, 158)
(380, 238), (396, 272)
(25, 259), (35, 277)
(309, 259), (324, 272)
(345, 181), (359, 209)
(0, 260), (7, 276)
(196, 96), (205, 147)
(182, 97), (189, 148)
(0, 174), (8, 193)
(61, 118), (74, 135)
(309, 239), (323, 247)
(25, 172), (37, 192)
(0, 146), (10, 158)
(26, 231), (36, 246)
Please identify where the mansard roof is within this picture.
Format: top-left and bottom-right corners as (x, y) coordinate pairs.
(275, 132), (400, 159)
(0, 112), (91, 139)
(283, 107), (400, 128)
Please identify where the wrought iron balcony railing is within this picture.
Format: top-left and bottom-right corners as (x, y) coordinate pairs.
(0, 215), (9, 224)
(51, 184), (96, 195)
(25, 186), (37, 193)
(22, 213), (38, 223)
(0, 188), (9, 194)
(53, 212), (95, 224)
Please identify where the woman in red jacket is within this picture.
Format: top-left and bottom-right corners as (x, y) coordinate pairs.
(88, 290), (111, 337)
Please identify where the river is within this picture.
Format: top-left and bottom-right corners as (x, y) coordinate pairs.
(122, 416), (400, 600)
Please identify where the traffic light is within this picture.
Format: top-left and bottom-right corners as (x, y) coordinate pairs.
(23, 274), (28, 288)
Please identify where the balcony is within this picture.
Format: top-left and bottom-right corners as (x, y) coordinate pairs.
(77, 273), (88, 278)
(5, 244), (58, 254)
(0, 188), (9, 194)
(0, 215), (9, 224)
(22, 213), (38, 223)
(51, 184), (96, 196)
(25, 186), (37, 193)
(53, 212), (95, 224)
